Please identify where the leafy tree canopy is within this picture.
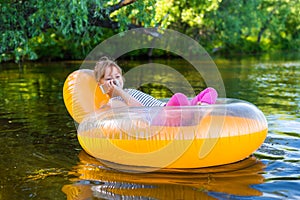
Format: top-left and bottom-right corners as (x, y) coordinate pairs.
(1, 0), (299, 63)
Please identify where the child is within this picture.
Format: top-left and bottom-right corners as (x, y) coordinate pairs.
(94, 57), (217, 108)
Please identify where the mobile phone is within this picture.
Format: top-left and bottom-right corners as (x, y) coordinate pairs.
(99, 84), (109, 94)
(113, 79), (120, 87)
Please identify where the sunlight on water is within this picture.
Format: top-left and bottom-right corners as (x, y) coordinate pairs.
(250, 60), (300, 199)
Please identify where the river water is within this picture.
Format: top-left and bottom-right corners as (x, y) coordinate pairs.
(0, 53), (299, 199)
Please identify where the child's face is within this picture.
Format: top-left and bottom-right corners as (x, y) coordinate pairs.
(100, 66), (124, 88)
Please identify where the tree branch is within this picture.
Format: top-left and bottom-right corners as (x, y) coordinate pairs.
(108, 0), (137, 14)
(257, 5), (277, 44)
(89, 0), (137, 29)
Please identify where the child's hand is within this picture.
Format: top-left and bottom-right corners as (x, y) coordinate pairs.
(100, 81), (115, 94)
(109, 80), (123, 96)
(112, 79), (121, 87)
(107, 80), (116, 92)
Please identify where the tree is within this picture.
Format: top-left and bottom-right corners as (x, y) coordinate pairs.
(1, 0), (299, 63)
(0, 0), (156, 62)
(209, 0), (300, 53)
(155, 0), (300, 54)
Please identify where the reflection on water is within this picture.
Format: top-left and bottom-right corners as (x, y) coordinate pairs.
(62, 151), (265, 200)
(0, 54), (300, 199)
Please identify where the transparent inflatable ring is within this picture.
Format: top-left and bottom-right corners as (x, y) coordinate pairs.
(63, 69), (268, 170)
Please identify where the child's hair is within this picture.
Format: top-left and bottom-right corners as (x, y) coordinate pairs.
(94, 56), (123, 82)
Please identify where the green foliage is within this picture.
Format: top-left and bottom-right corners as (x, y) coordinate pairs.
(0, 0), (156, 62)
(112, 0), (156, 30)
(155, 0), (300, 54)
(205, 0), (300, 54)
(1, 0), (299, 63)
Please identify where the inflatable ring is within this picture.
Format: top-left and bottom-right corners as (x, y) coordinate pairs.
(63, 69), (268, 169)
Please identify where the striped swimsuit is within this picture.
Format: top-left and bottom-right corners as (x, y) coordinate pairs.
(110, 89), (166, 107)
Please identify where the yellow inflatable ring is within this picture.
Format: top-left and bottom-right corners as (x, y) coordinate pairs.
(63, 69), (268, 169)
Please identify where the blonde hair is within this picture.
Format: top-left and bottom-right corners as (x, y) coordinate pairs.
(94, 56), (123, 82)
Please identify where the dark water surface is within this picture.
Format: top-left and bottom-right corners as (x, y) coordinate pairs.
(0, 53), (299, 199)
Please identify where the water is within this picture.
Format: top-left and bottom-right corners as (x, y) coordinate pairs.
(0, 53), (299, 199)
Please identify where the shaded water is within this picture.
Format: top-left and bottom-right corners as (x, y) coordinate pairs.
(0, 53), (299, 199)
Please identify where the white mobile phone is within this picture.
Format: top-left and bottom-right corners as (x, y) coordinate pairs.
(113, 79), (120, 87)
(99, 84), (109, 94)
